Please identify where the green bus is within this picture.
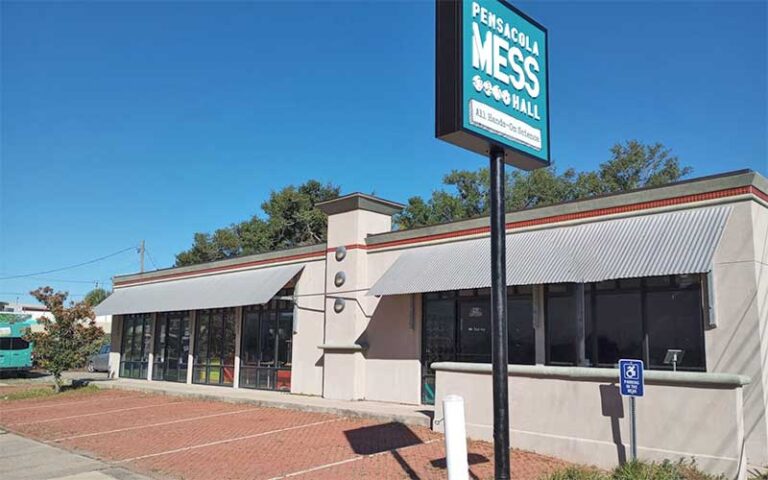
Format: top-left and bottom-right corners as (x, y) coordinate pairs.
(0, 313), (36, 375)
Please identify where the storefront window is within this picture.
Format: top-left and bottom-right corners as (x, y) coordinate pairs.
(120, 313), (151, 379)
(153, 311), (190, 382)
(646, 275), (705, 369)
(590, 281), (643, 367)
(239, 289), (294, 391)
(193, 308), (236, 386)
(421, 287), (534, 404)
(545, 275), (705, 371)
(545, 284), (579, 366)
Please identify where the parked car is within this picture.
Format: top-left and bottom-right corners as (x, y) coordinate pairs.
(87, 344), (110, 372)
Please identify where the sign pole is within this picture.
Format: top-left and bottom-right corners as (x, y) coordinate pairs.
(619, 359), (644, 463)
(629, 396), (637, 461)
(490, 147), (511, 480)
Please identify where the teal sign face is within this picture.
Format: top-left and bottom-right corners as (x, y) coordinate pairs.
(436, 0), (549, 169)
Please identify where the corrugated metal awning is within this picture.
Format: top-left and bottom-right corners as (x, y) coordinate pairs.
(369, 206), (731, 296)
(95, 264), (303, 315)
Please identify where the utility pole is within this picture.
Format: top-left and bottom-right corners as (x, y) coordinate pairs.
(139, 240), (145, 273)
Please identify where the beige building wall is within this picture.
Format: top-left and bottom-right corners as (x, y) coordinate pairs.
(322, 207), (396, 401)
(108, 315), (121, 378)
(362, 294), (422, 405)
(363, 247), (424, 405)
(289, 259), (326, 397)
(707, 200), (768, 469)
(433, 366), (749, 478)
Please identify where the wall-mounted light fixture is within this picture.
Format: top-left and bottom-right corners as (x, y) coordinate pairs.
(333, 297), (345, 313)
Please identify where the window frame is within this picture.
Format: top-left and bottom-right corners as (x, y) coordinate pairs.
(420, 286), (536, 404)
(545, 275), (707, 372)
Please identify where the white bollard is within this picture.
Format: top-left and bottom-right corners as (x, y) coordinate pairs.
(443, 394), (469, 480)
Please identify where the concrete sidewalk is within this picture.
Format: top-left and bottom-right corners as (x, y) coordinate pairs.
(99, 378), (434, 428)
(0, 431), (150, 480)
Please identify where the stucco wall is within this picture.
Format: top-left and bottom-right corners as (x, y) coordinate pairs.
(362, 294), (422, 405)
(108, 315), (121, 378)
(708, 201), (768, 468)
(434, 366), (748, 478)
(289, 259), (326, 396)
(750, 201), (768, 468)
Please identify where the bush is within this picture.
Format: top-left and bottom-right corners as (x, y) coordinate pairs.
(542, 460), (723, 480)
(545, 466), (608, 480)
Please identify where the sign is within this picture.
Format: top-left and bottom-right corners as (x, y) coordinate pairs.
(0, 327), (10, 337)
(436, 0), (549, 169)
(619, 359), (645, 397)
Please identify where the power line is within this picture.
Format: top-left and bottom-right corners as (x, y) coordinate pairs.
(24, 277), (107, 284)
(0, 246), (137, 281)
(0, 291), (88, 297)
(145, 248), (160, 270)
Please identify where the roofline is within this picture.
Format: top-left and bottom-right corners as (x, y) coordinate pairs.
(366, 169), (766, 247)
(316, 192), (405, 216)
(114, 243), (326, 287)
(113, 169), (766, 287)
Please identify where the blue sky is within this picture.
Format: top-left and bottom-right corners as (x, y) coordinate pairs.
(1, 1), (766, 304)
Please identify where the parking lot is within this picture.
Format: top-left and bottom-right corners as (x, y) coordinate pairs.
(0, 387), (570, 479)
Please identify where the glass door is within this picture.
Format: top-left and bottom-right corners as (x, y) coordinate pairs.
(193, 308), (236, 386)
(239, 291), (293, 391)
(152, 311), (190, 382)
(119, 314), (151, 379)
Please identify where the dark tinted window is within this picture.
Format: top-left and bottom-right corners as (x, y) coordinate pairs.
(646, 282), (704, 370)
(241, 308), (261, 365)
(11, 337), (30, 350)
(508, 295), (535, 365)
(458, 301), (490, 363)
(0, 338), (10, 350)
(422, 286), (534, 366)
(423, 299), (456, 366)
(592, 289), (643, 366)
(546, 284), (578, 365)
(547, 275), (705, 371)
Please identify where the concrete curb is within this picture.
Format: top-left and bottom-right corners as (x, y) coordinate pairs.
(96, 381), (433, 428)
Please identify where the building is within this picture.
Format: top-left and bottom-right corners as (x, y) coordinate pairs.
(1, 302), (111, 333)
(96, 170), (768, 477)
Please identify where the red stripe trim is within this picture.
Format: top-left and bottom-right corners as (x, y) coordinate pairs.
(115, 250), (325, 287)
(750, 185), (768, 203)
(367, 186), (757, 251)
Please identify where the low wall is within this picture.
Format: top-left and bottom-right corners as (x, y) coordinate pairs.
(433, 363), (751, 479)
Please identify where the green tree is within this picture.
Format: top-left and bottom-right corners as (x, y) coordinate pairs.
(175, 180), (340, 266)
(24, 287), (104, 393)
(395, 141), (691, 229)
(83, 288), (109, 307)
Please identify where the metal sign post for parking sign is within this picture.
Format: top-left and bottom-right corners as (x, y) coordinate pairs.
(619, 359), (644, 461)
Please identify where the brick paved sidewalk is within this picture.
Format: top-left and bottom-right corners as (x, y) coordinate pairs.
(0, 387), (573, 480)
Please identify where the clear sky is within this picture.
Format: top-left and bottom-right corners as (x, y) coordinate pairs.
(1, 1), (766, 304)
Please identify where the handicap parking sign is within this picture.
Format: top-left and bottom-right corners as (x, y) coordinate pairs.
(619, 359), (644, 397)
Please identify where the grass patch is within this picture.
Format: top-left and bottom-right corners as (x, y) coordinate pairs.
(545, 466), (607, 480)
(1, 384), (100, 402)
(542, 460), (725, 480)
(749, 467), (768, 480)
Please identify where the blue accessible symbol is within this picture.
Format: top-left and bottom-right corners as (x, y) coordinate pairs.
(619, 359), (644, 397)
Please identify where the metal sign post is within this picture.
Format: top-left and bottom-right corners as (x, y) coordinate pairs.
(490, 147), (511, 479)
(619, 359), (645, 461)
(435, 2), (551, 478)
